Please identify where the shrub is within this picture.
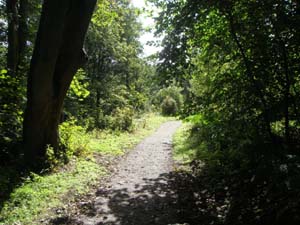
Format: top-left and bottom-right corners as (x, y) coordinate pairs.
(59, 119), (90, 160)
(153, 83), (183, 114)
(0, 69), (25, 163)
(108, 106), (134, 131)
(161, 96), (178, 116)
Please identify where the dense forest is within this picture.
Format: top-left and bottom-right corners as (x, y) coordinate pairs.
(0, 0), (300, 224)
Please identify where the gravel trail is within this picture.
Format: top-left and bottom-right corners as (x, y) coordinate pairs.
(77, 121), (182, 225)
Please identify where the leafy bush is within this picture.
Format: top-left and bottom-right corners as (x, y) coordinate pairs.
(161, 96), (178, 116)
(58, 119), (90, 160)
(0, 69), (25, 163)
(153, 84), (183, 114)
(108, 106), (134, 131)
(128, 90), (147, 112)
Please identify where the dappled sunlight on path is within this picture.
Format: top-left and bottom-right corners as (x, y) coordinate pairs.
(48, 121), (222, 225)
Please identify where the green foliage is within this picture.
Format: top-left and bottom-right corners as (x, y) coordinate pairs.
(68, 69), (90, 101)
(154, 0), (300, 223)
(153, 0), (300, 153)
(153, 83), (183, 115)
(108, 106), (134, 131)
(64, 0), (153, 132)
(173, 117), (300, 224)
(59, 119), (90, 159)
(161, 96), (178, 116)
(0, 0), (42, 163)
(0, 69), (25, 162)
(83, 84), (143, 131)
(153, 0), (300, 139)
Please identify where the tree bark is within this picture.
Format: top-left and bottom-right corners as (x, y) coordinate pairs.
(6, 0), (29, 77)
(6, 0), (19, 77)
(18, 0), (28, 65)
(23, 0), (96, 164)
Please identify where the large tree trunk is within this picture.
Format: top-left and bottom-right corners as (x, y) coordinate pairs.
(23, 0), (96, 164)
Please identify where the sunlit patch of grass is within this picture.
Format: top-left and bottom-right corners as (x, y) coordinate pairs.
(172, 122), (196, 165)
(0, 159), (105, 225)
(89, 113), (175, 156)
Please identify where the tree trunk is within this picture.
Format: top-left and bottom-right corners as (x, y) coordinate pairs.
(18, 0), (28, 65)
(23, 0), (96, 164)
(6, 0), (29, 77)
(6, 0), (19, 77)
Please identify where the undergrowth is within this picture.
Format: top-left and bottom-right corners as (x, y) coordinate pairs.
(172, 122), (196, 165)
(172, 120), (300, 225)
(0, 113), (174, 225)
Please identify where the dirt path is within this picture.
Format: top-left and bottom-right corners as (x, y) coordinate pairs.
(74, 121), (183, 225)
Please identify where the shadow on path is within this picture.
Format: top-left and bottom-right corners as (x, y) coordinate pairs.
(50, 171), (220, 225)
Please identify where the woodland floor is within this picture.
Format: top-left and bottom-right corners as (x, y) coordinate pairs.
(46, 121), (207, 225)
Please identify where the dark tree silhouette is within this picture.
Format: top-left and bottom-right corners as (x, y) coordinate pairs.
(23, 0), (96, 164)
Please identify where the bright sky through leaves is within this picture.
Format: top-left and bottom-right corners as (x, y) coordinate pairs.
(131, 0), (162, 57)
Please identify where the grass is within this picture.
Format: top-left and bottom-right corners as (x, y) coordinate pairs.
(172, 122), (196, 165)
(0, 160), (105, 225)
(89, 114), (174, 155)
(0, 113), (174, 225)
